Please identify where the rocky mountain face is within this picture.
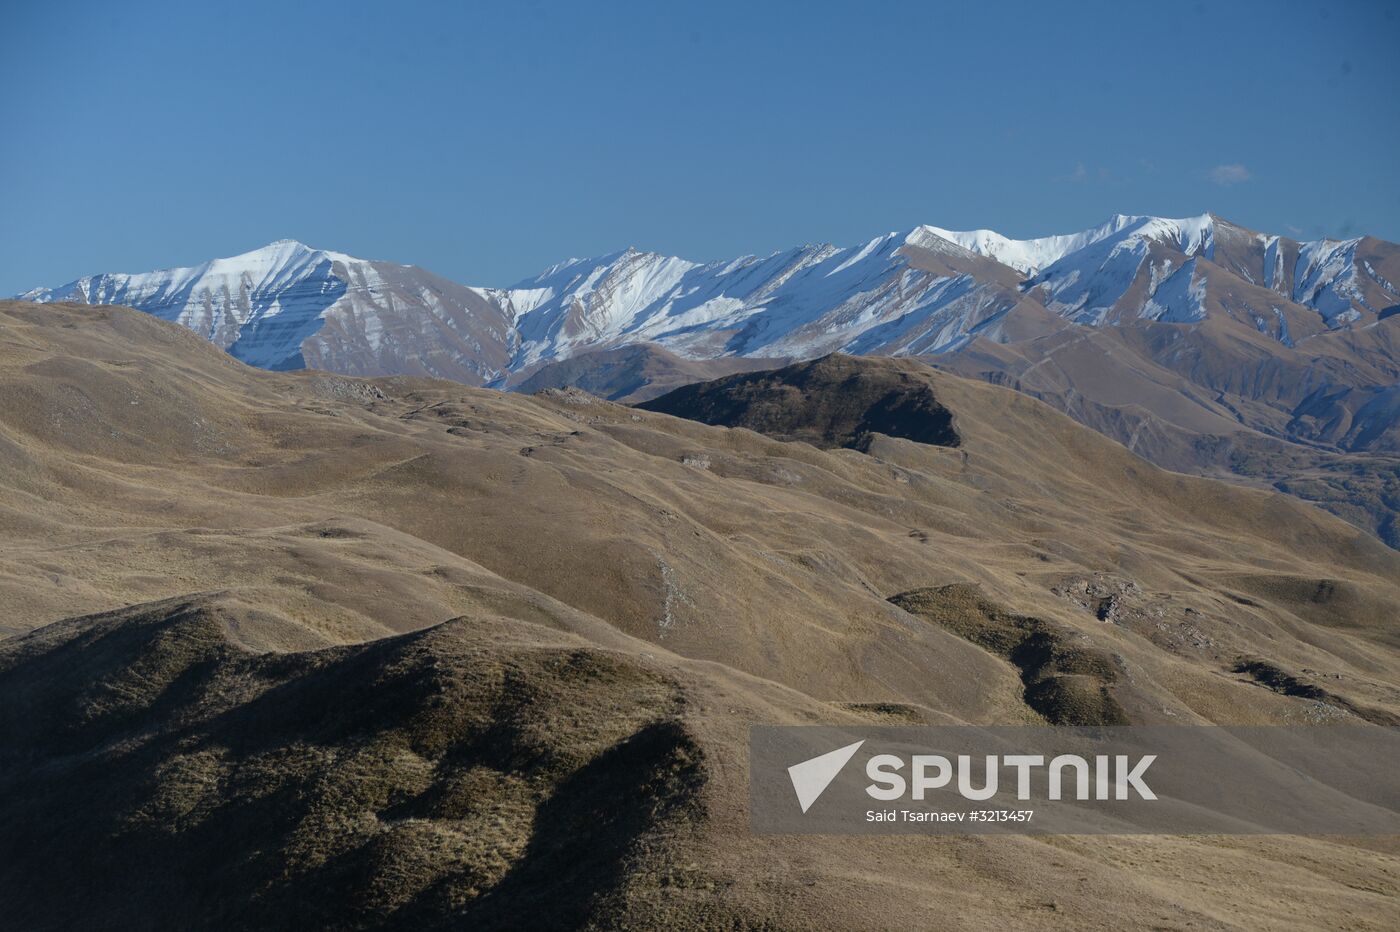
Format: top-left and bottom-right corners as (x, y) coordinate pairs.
(19, 214), (1400, 544)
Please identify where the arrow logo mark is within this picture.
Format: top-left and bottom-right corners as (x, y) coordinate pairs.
(788, 740), (865, 813)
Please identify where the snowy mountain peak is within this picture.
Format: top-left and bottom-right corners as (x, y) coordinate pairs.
(1016, 215), (1218, 325)
(1126, 214), (1216, 258)
(225, 239), (366, 268)
(913, 214), (1146, 276)
(911, 214), (1225, 278)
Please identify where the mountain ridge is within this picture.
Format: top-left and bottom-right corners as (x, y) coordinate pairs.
(22, 213), (1397, 382)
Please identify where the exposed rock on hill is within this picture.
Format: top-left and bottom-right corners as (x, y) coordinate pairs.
(638, 354), (961, 452)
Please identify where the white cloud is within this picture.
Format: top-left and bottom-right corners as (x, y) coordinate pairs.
(1209, 163), (1253, 186)
(1053, 163), (1092, 184)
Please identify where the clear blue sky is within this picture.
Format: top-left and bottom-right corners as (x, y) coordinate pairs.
(3, 0), (1398, 294)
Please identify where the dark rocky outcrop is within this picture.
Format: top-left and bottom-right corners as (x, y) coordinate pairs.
(638, 354), (961, 452)
(890, 584), (1128, 726)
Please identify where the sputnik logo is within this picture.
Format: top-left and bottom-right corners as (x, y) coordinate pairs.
(787, 740), (864, 813)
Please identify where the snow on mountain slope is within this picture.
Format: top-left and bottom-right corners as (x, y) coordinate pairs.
(1138, 258), (1207, 323)
(1020, 215), (1218, 324)
(913, 215), (1140, 276)
(1295, 238), (1367, 324)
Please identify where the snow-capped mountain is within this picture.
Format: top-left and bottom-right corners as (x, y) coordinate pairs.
(20, 240), (347, 370)
(18, 215), (1400, 387)
(21, 241), (513, 381)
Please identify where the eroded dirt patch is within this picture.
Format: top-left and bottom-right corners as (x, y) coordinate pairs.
(889, 584), (1128, 725)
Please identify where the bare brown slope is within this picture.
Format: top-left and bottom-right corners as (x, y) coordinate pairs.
(305, 261), (515, 385)
(4, 301), (1400, 929)
(932, 308), (1400, 546)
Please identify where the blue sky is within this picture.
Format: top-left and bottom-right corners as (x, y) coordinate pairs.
(3, 0), (1398, 294)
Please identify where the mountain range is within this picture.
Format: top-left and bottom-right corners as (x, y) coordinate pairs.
(22, 214), (1400, 378)
(19, 214), (1400, 545)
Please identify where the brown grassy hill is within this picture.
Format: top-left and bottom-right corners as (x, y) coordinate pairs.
(0, 596), (709, 930)
(2, 301), (1399, 929)
(637, 354), (962, 451)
